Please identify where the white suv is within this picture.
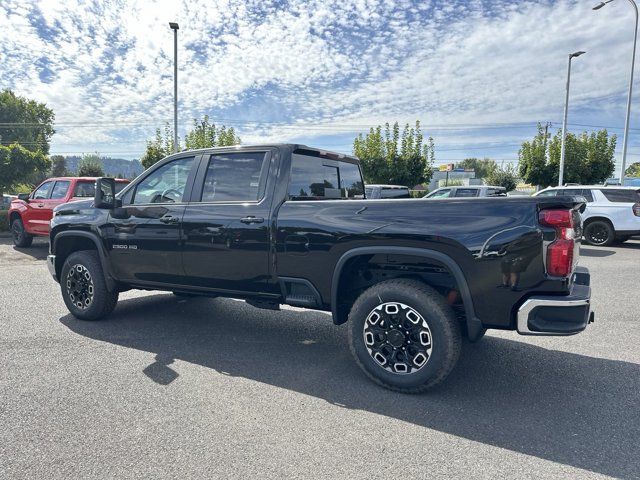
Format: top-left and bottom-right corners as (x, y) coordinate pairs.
(534, 186), (640, 246)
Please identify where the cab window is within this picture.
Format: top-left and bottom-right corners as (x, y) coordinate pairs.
(32, 181), (53, 199)
(536, 190), (557, 197)
(50, 181), (71, 199)
(288, 152), (363, 200)
(73, 182), (95, 198)
(201, 152), (268, 202)
(133, 157), (195, 204)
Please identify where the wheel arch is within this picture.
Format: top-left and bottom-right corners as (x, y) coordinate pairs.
(583, 216), (614, 228)
(53, 231), (117, 291)
(331, 246), (484, 341)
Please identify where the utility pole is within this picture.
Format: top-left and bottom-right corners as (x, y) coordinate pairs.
(169, 22), (179, 153)
(559, 51), (586, 186)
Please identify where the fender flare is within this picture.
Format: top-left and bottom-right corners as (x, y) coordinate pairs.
(330, 246), (484, 341)
(53, 230), (117, 292)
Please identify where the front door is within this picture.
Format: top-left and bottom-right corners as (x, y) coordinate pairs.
(181, 150), (276, 294)
(106, 156), (197, 284)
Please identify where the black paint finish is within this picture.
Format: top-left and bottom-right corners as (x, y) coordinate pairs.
(50, 144), (586, 332)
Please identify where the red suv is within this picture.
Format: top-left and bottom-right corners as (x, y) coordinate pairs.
(8, 177), (129, 247)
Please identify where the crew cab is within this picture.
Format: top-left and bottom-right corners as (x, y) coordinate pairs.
(47, 145), (593, 392)
(8, 177), (129, 247)
(534, 186), (640, 246)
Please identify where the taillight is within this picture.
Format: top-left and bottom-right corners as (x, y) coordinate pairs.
(633, 203), (640, 217)
(539, 209), (575, 277)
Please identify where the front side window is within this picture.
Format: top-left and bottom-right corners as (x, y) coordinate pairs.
(429, 189), (451, 198)
(289, 153), (364, 200)
(33, 181), (53, 199)
(133, 157), (194, 204)
(51, 181), (71, 199)
(201, 152), (267, 202)
(536, 190), (557, 197)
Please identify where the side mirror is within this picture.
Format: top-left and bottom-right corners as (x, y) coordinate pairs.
(17, 193), (30, 202)
(95, 178), (116, 209)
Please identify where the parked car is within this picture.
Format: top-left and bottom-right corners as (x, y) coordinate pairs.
(534, 186), (640, 246)
(1, 194), (17, 210)
(8, 177), (129, 247)
(424, 186), (507, 198)
(364, 184), (411, 199)
(47, 145), (592, 393)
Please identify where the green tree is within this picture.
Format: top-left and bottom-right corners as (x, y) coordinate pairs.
(0, 89), (55, 154)
(77, 153), (105, 177)
(353, 121), (434, 187)
(50, 155), (68, 177)
(455, 158), (498, 179)
(626, 162), (640, 177)
(485, 164), (518, 192)
(519, 124), (616, 187)
(141, 118), (241, 170)
(184, 115), (241, 149)
(0, 143), (50, 197)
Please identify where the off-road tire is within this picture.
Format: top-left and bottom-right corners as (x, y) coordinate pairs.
(348, 279), (462, 393)
(11, 217), (33, 248)
(61, 250), (118, 321)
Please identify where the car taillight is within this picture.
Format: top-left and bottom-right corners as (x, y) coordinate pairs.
(633, 203), (640, 217)
(539, 209), (575, 277)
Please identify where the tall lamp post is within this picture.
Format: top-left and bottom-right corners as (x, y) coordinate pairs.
(169, 22), (179, 153)
(594, 0), (638, 184)
(559, 51), (586, 187)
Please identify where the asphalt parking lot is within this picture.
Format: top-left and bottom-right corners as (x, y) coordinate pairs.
(1, 236), (639, 479)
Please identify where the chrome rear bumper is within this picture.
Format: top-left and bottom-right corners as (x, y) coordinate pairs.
(517, 267), (592, 336)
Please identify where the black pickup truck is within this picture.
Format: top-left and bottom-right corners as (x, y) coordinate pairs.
(47, 144), (593, 392)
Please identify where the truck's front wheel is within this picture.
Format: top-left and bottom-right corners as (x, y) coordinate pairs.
(61, 251), (118, 321)
(348, 279), (461, 393)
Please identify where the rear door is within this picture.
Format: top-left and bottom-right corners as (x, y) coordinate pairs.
(181, 150), (276, 294)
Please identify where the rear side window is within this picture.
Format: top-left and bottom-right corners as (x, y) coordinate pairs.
(599, 189), (640, 203)
(51, 181), (71, 199)
(201, 152), (268, 202)
(487, 188), (506, 197)
(381, 187), (410, 198)
(73, 182), (95, 197)
(288, 153), (363, 200)
(454, 188), (479, 198)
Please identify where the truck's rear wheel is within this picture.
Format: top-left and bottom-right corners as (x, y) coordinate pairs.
(11, 217), (33, 248)
(61, 251), (118, 321)
(348, 279), (461, 393)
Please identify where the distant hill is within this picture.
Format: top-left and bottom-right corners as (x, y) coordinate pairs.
(63, 156), (143, 179)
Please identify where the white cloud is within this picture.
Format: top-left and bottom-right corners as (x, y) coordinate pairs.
(0, 0), (637, 161)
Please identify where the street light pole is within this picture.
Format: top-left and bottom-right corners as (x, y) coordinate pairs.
(169, 22), (179, 154)
(594, 0), (638, 184)
(559, 51), (586, 187)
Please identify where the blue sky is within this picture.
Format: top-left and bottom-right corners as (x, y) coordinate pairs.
(2, 0), (640, 175)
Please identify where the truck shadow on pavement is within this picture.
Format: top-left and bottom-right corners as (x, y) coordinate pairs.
(60, 294), (639, 479)
(0, 236), (48, 261)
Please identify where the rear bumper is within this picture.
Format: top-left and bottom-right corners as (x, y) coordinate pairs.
(517, 267), (593, 336)
(47, 254), (58, 282)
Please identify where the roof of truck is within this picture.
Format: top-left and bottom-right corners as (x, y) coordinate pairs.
(162, 144), (360, 163)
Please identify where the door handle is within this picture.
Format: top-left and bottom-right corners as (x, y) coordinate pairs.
(240, 216), (264, 224)
(159, 215), (179, 224)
